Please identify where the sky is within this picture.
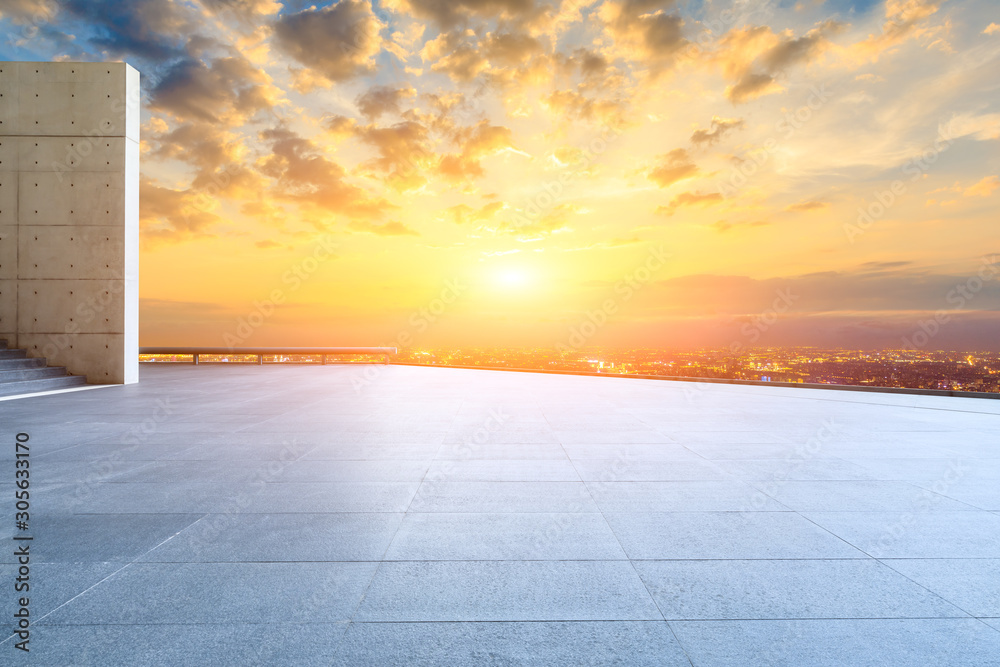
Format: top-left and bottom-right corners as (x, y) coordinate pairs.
(2, 0), (998, 351)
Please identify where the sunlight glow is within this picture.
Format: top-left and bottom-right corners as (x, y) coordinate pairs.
(495, 267), (532, 289)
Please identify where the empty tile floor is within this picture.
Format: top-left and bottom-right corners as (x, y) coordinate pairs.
(1, 364), (999, 666)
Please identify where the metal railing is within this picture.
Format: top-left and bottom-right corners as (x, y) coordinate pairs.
(139, 347), (397, 365)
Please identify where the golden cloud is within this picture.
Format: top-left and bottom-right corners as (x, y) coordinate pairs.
(648, 149), (698, 188)
(259, 127), (394, 220)
(139, 177), (221, 244)
(715, 21), (842, 104)
(656, 190), (723, 216)
(149, 55), (278, 124)
(785, 200), (831, 213)
(273, 1), (384, 83)
(349, 220), (421, 236)
(599, 0), (688, 75)
(690, 116), (745, 146)
(356, 84), (418, 121)
(964, 176), (999, 198)
(437, 121), (517, 184)
(356, 121), (436, 193)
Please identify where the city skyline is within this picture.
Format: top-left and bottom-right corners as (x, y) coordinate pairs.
(3, 0), (999, 350)
(143, 346), (1000, 394)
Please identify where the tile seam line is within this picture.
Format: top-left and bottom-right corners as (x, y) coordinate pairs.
(791, 511), (982, 620)
(7, 557), (976, 564)
(26, 616), (987, 626)
(873, 557), (990, 622)
(341, 439), (442, 626)
(569, 441), (696, 667)
(0, 512), (209, 647)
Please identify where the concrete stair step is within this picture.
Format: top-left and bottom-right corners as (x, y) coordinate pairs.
(0, 357), (46, 371)
(0, 344), (88, 398)
(0, 375), (88, 397)
(0, 366), (70, 383)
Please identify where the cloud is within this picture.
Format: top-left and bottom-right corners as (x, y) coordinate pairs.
(255, 239), (284, 249)
(323, 114), (358, 141)
(942, 112), (1000, 141)
(356, 121), (436, 192)
(542, 89), (628, 128)
(421, 31), (489, 82)
(148, 121), (268, 206)
(855, 0), (945, 58)
(200, 0), (281, 18)
(386, 0), (536, 29)
(964, 176), (1000, 198)
(437, 121), (517, 184)
(189, 163), (266, 203)
(986, 23), (1000, 35)
(599, 0), (688, 75)
(150, 55), (276, 124)
(656, 191), (723, 216)
(60, 0), (192, 60)
(240, 199), (289, 228)
(726, 73), (781, 104)
(484, 31), (543, 66)
(443, 201), (506, 225)
(639, 263), (1000, 319)
(709, 220), (769, 233)
(259, 127), (393, 220)
(545, 146), (602, 178)
(151, 122), (241, 171)
(567, 48), (610, 78)
(690, 117), (745, 146)
(718, 21), (843, 104)
(498, 202), (579, 240)
(857, 261), (914, 274)
(0, 0), (57, 23)
(356, 85), (417, 121)
(140, 177), (221, 244)
(760, 23), (839, 71)
(785, 200), (831, 213)
(348, 220), (420, 236)
(648, 149), (698, 188)
(273, 1), (383, 83)
(413, 91), (470, 134)
(287, 67), (333, 94)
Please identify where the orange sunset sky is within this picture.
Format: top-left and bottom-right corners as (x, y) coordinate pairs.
(3, 0), (998, 350)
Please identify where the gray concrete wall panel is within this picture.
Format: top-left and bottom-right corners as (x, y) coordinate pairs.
(0, 61), (138, 383)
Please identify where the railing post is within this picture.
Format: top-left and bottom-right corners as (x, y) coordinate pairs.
(258, 354), (264, 365)
(322, 355), (327, 365)
(193, 354), (199, 365)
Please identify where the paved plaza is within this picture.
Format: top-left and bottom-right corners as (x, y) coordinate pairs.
(2, 364), (999, 665)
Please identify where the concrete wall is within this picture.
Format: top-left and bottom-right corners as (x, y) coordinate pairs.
(0, 62), (139, 384)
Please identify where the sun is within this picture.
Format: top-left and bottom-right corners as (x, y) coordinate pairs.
(493, 266), (532, 290)
(499, 268), (528, 287)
